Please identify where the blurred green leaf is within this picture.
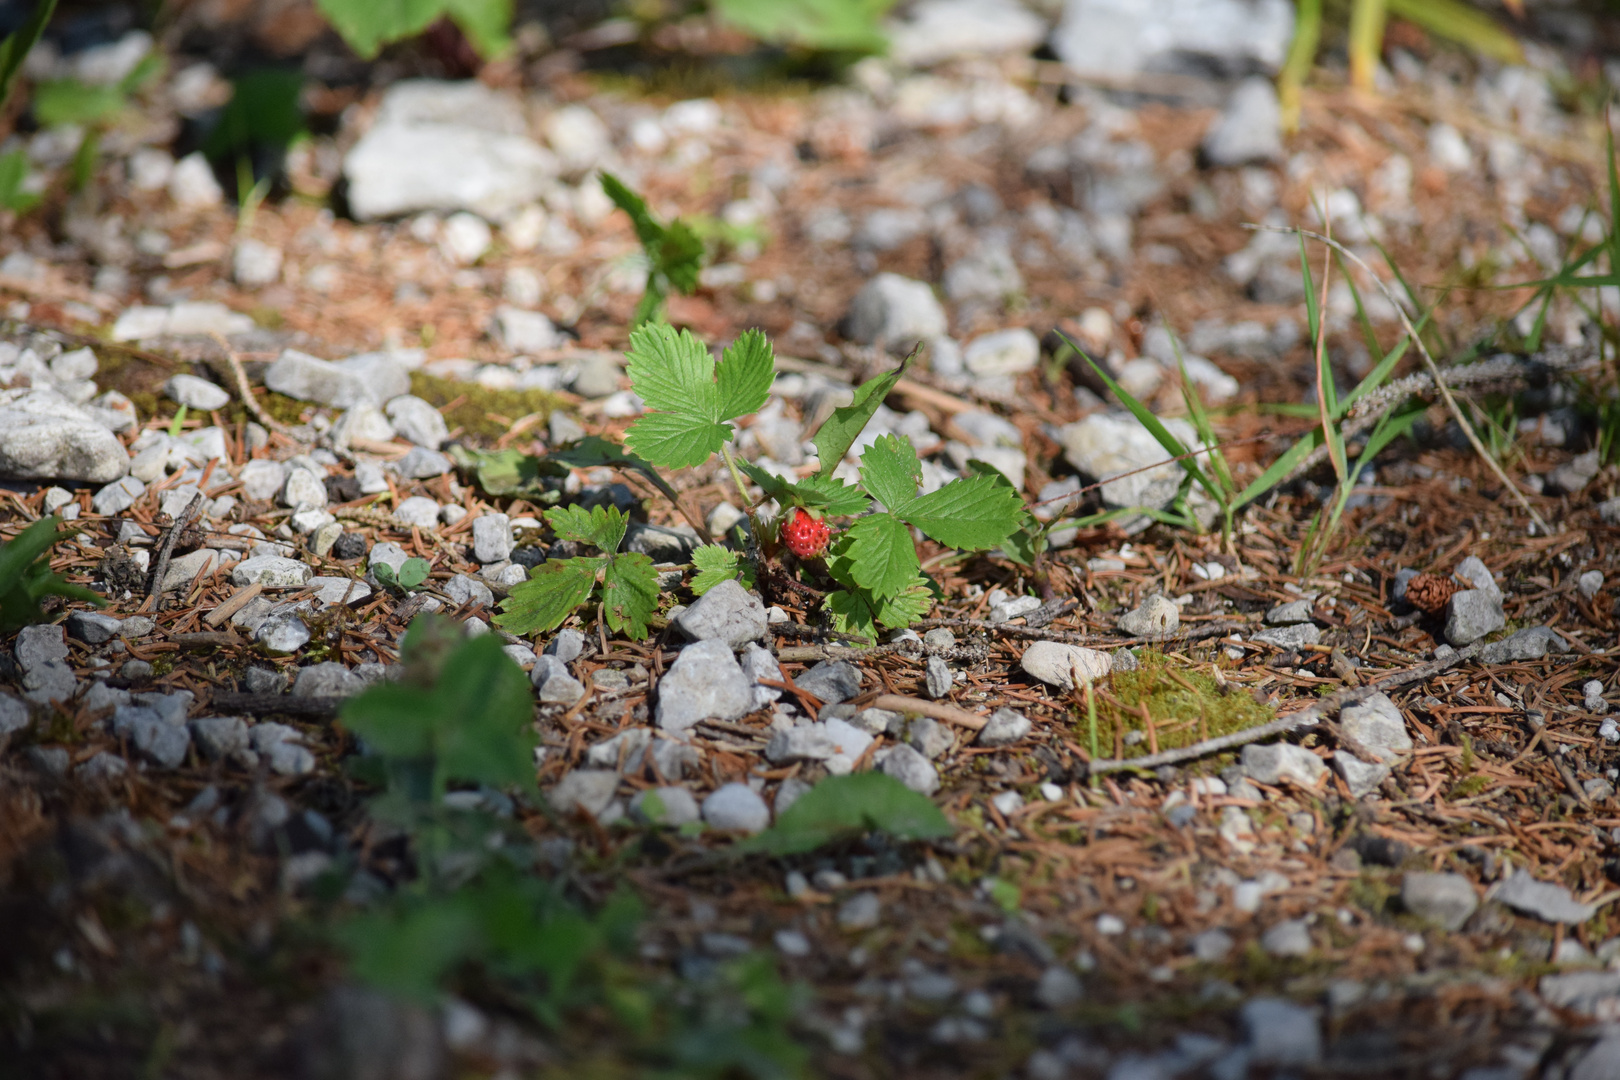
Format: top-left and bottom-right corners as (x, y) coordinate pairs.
(741, 773), (951, 857)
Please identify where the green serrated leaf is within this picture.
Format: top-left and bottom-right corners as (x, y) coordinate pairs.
(716, 329), (774, 421)
(493, 558), (600, 636)
(872, 576), (934, 627)
(543, 504), (629, 553)
(444, 0), (513, 57)
(794, 473), (872, 516)
(657, 219), (704, 293)
(894, 473), (1023, 551)
(824, 588), (878, 642)
(601, 553), (659, 640)
(623, 323), (768, 470)
(0, 516), (103, 634)
(842, 513), (920, 597)
(600, 171), (663, 252)
(856, 433), (921, 512)
(740, 773), (951, 857)
(813, 357), (911, 476)
(342, 628), (535, 795)
(690, 544), (754, 595)
(314, 0), (443, 59)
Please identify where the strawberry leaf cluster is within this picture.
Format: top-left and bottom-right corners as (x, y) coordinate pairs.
(601, 171), (705, 329)
(494, 504), (658, 640)
(617, 322), (1023, 640)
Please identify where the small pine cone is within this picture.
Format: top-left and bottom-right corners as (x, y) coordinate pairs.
(1404, 572), (1460, 615)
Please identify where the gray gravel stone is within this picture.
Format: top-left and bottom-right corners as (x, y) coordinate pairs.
(888, 0), (1046, 66)
(1117, 594), (1179, 637)
(257, 615), (311, 655)
(384, 395), (449, 448)
(471, 514), (512, 563)
(976, 707), (1031, 747)
(1453, 555), (1501, 601)
(251, 723), (316, 775)
(1201, 76), (1283, 166)
(550, 769), (619, 817)
(1058, 412), (1209, 525)
(907, 716), (954, 759)
(1330, 750), (1388, 798)
(265, 350), (369, 408)
(924, 657), (953, 699)
(17, 624), (69, 669)
(343, 81), (558, 222)
(92, 475), (144, 514)
(113, 705), (190, 769)
(1445, 590), (1505, 646)
(1480, 626), (1567, 664)
(239, 460), (286, 502)
(962, 327), (1041, 377)
(1579, 570), (1604, 600)
(1051, 0), (1295, 81)
(76, 751), (128, 782)
(158, 549), (223, 594)
(1493, 869), (1597, 924)
(165, 373), (230, 411)
(545, 629), (586, 664)
(0, 693), (29, 743)
(1265, 600), (1313, 625)
(630, 786), (701, 827)
(796, 660), (863, 704)
(531, 654), (585, 705)
(656, 639), (755, 732)
(293, 662), (365, 698)
(1338, 692), (1412, 765)
(1242, 743), (1326, 787)
(702, 782), (770, 833)
(1019, 641), (1110, 689)
(739, 644), (783, 711)
(837, 892), (882, 931)
(393, 496), (440, 528)
(1252, 623), (1321, 649)
(1035, 966), (1083, 1009)
(66, 611), (122, 644)
(231, 555), (313, 588)
(1241, 997), (1322, 1066)
(1402, 872), (1478, 931)
(766, 724), (837, 764)
(135, 690), (193, 726)
(395, 447), (451, 479)
(676, 578), (768, 649)
(189, 716), (250, 762)
(1573, 1033), (1620, 1080)
(444, 574), (494, 609)
(281, 467), (328, 510)
(843, 273), (947, 348)
(1260, 919), (1312, 957)
(880, 743), (940, 795)
(1191, 928), (1234, 962)
(0, 387), (129, 482)
(1541, 972), (1620, 1019)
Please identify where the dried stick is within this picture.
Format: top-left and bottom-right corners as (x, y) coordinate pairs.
(870, 694), (988, 731)
(1086, 640), (1482, 774)
(146, 492), (204, 598)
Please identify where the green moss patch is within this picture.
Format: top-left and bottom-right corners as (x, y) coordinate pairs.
(1085, 650), (1274, 759)
(408, 371), (563, 443)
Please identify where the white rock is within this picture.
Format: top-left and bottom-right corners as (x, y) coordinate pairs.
(440, 211), (492, 264)
(230, 556), (313, 588)
(343, 80), (559, 221)
(844, 273), (947, 348)
(888, 0), (1048, 66)
(385, 395), (449, 448)
(168, 152), (224, 208)
(232, 238), (283, 287)
(0, 387), (129, 482)
(963, 327), (1041, 377)
(1019, 641), (1111, 689)
(492, 306), (560, 352)
(1051, 0), (1294, 81)
(702, 782), (770, 833)
(165, 373), (230, 411)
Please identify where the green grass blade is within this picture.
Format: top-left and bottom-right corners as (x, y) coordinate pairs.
(1061, 333), (1217, 502)
(1387, 0), (1522, 65)
(1232, 426), (1325, 510)
(0, 0), (56, 108)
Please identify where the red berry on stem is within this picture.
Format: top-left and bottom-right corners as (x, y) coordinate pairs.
(781, 507), (832, 558)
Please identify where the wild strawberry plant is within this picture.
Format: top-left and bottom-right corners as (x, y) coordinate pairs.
(494, 504), (659, 638)
(496, 321), (1024, 642)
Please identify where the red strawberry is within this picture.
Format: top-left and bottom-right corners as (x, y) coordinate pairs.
(780, 507), (832, 559)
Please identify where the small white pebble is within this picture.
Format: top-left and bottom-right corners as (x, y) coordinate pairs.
(1096, 914), (1125, 936)
(1039, 782), (1064, 802)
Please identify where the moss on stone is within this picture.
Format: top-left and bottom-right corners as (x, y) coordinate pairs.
(408, 371), (563, 443)
(1084, 650), (1274, 760)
